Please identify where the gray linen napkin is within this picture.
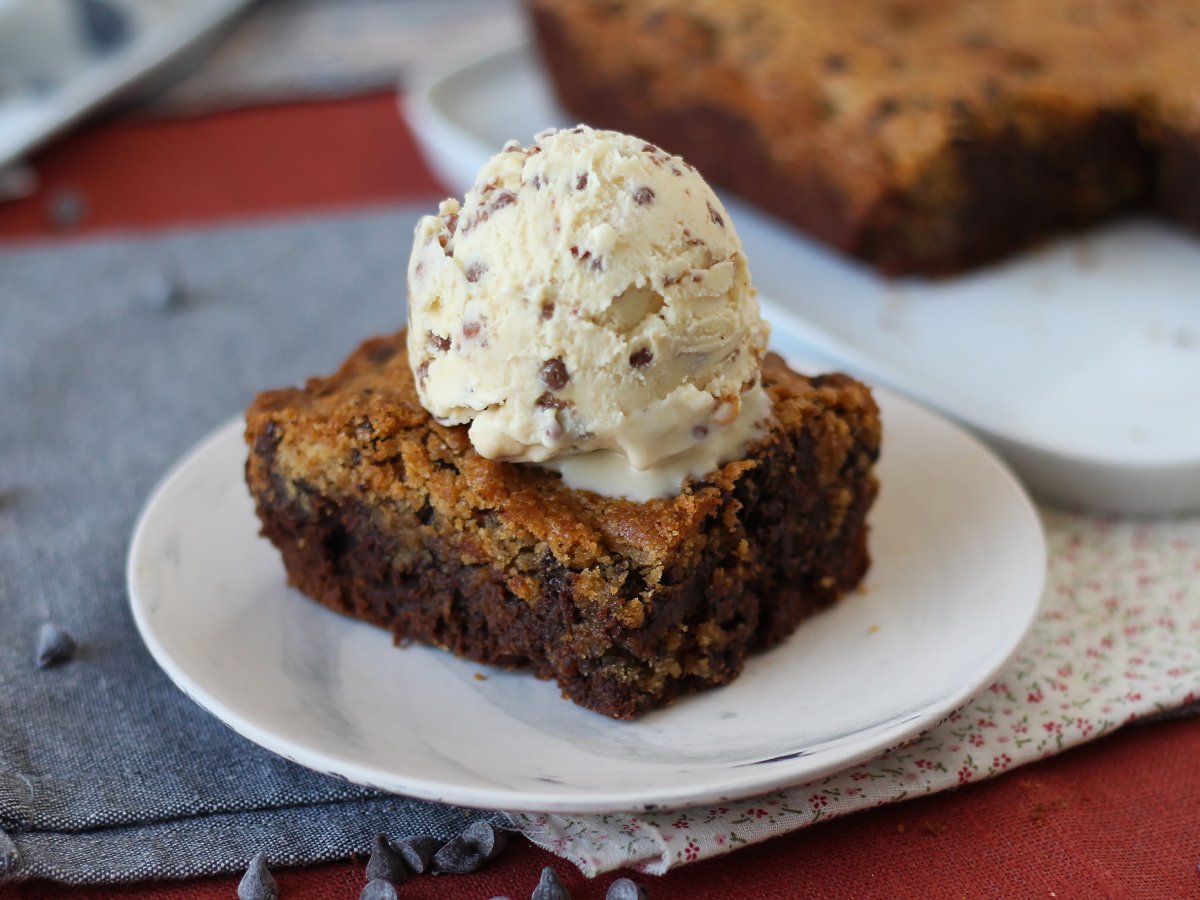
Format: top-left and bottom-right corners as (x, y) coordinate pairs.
(0, 207), (507, 884)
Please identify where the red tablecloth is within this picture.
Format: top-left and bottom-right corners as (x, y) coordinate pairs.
(3, 94), (1198, 900)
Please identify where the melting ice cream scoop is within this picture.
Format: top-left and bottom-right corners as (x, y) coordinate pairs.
(407, 125), (770, 477)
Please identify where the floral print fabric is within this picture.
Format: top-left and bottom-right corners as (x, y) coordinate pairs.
(510, 509), (1200, 876)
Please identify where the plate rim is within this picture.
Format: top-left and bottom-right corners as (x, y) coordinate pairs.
(127, 381), (1047, 814)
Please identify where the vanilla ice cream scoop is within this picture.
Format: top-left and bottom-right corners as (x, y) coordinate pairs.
(406, 126), (770, 471)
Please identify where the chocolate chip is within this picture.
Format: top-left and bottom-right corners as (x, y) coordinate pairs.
(948, 98), (975, 142)
(135, 269), (186, 312)
(46, 188), (88, 231)
(981, 76), (1005, 102)
(869, 97), (901, 128)
(532, 175), (543, 190)
(446, 213), (459, 235)
(237, 853), (278, 900)
(427, 333), (451, 353)
(463, 321), (481, 339)
(540, 358), (569, 391)
(416, 360), (431, 383)
(491, 190), (517, 212)
(431, 821), (508, 874)
(77, 0), (129, 52)
(569, 246), (592, 262)
(541, 302), (555, 320)
(531, 866), (571, 900)
(633, 187), (655, 205)
(365, 833), (408, 884)
(707, 203), (725, 227)
(606, 877), (649, 899)
(535, 392), (568, 410)
(359, 880), (397, 900)
(253, 420), (280, 458)
(396, 835), (444, 874)
(576, 173), (589, 190)
(629, 348), (653, 368)
(365, 340), (397, 364)
(641, 143), (661, 154)
(1000, 47), (1044, 75)
(822, 52), (849, 72)
(465, 262), (488, 283)
(36, 623), (75, 669)
(960, 30), (995, 49)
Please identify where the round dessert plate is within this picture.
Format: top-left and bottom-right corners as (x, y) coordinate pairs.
(405, 42), (1200, 515)
(127, 381), (1046, 813)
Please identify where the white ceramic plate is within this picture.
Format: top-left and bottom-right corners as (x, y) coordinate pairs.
(127, 382), (1045, 813)
(404, 43), (1200, 516)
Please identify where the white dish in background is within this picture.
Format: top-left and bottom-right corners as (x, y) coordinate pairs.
(405, 43), (1200, 516)
(127, 383), (1045, 814)
(0, 0), (252, 173)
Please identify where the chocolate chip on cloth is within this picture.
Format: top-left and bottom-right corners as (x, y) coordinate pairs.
(35, 623), (76, 669)
(359, 879), (397, 900)
(395, 835), (444, 874)
(607, 877), (650, 899)
(531, 865), (572, 900)
(236, 852), (278, 900)
(364, 833), (408, 884)
(431, 821), (508, 874)
(134, 269), (187, 313)
(76, 0), (130, 51)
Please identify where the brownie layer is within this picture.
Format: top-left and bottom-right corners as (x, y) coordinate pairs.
(245, 331), (880, 719)
(529, 0), (1200, 276)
